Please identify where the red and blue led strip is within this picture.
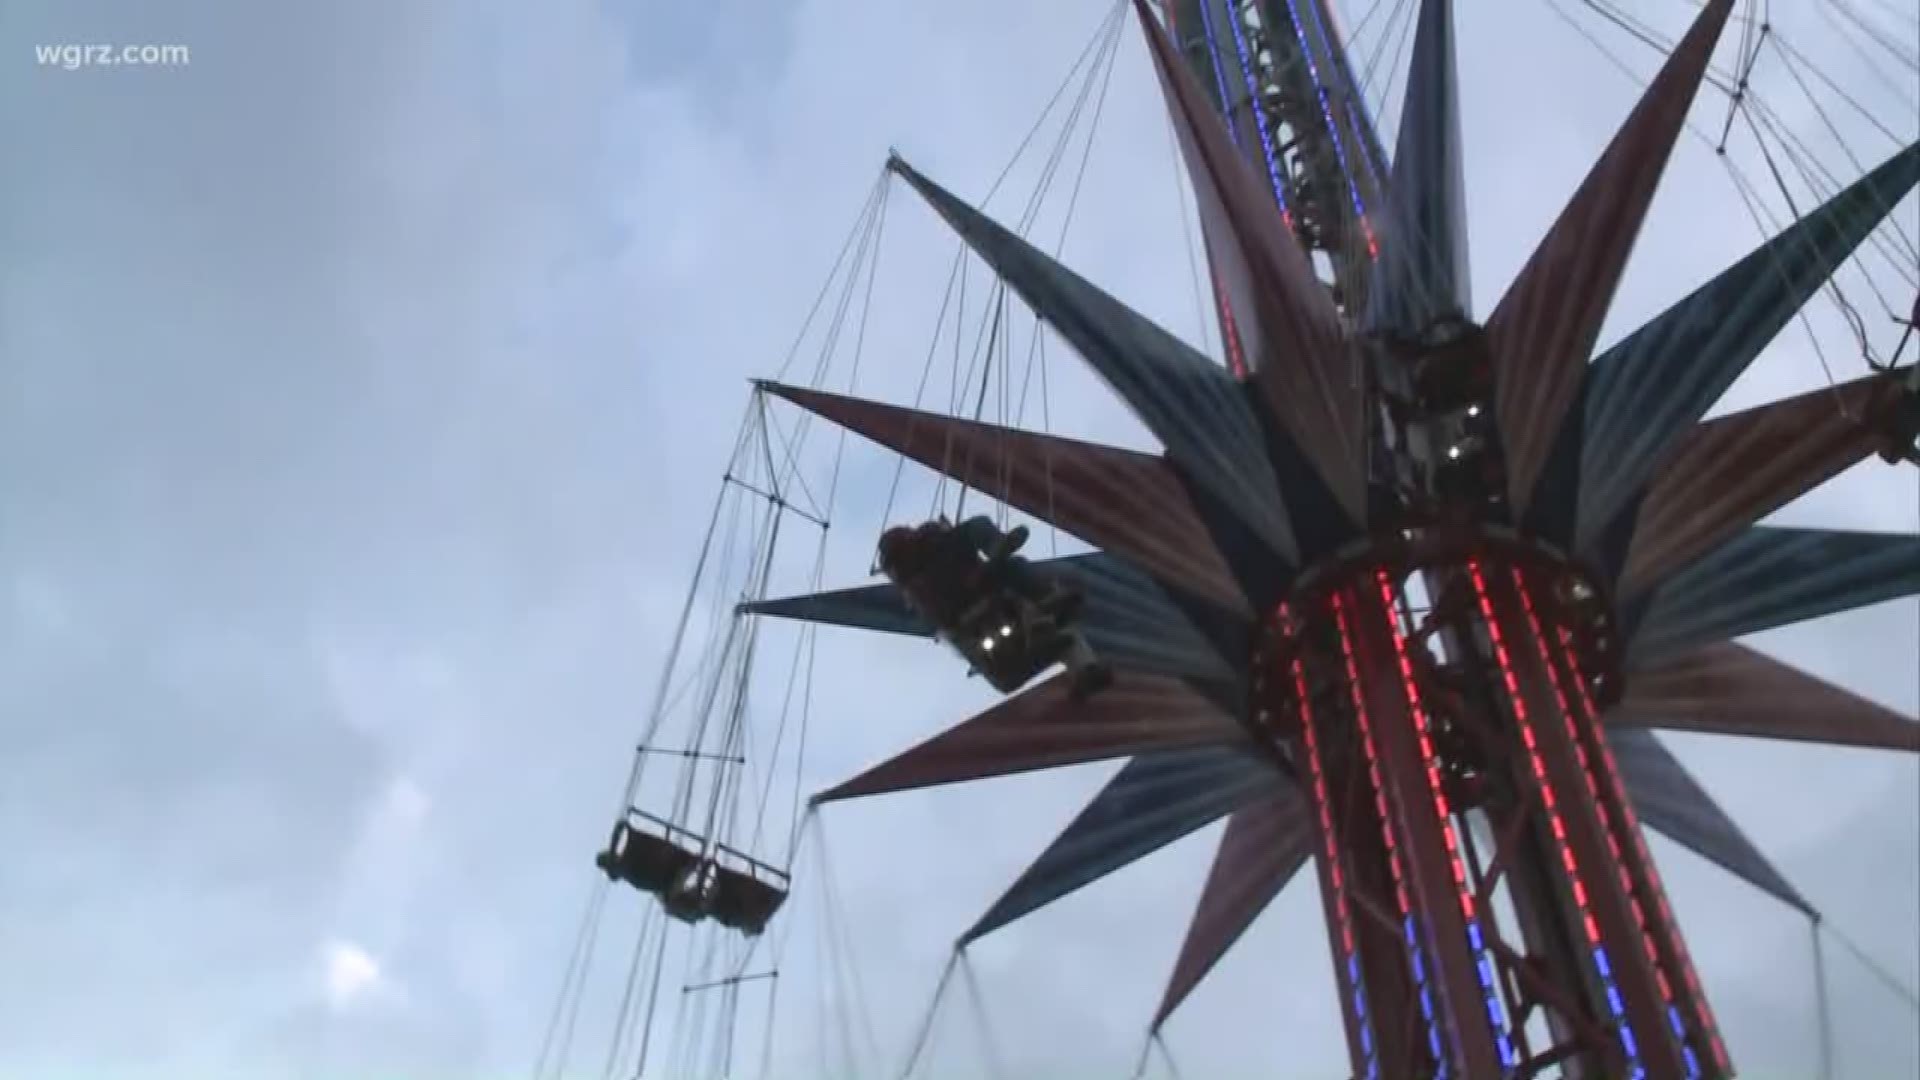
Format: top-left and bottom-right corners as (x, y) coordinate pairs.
(1511, 571), (1703, 1078)
(1279, 603), (1380, 1079)
(1467, 561), (1646, 1077)
(1331, 591), (1451, 1074)
(1558, 625), (1731, 1075)
(1375, 570), (1518, 1072)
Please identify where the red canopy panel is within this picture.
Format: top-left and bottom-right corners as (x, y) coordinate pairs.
(765, 383), (1246, 611)
(815, 669), (1248, 804)
(1620, 373), (1887, 598)
(1484, 0), (1733, 517)
(1153, 785), (1314, 1029)
(1616, 641), (1920, 752)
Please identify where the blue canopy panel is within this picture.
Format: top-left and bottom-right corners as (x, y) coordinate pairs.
(960, 744), (1286, 943)
(743, 577), (932, 639)
(814, 669), (1250, 803)
(886, 153), (1306, 564)
(1153, 784), (1314, 1029)
(1575, 142), (1920, 542)
(1365, 0), (1472, 336)
(1483, 0), (1733, 519)
(1609, 727), (1815, 915)
(741, 551), (1249, 701)
(1614, 641), (1920, 752)
(1627, 527), (1920, 662)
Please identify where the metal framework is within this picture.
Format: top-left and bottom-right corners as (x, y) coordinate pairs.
(742, 1), (1920, 1076)
(1167, 0), (1391, 323)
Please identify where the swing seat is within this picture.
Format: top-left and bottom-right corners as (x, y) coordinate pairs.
(879, 518), (1092, 695)
(596, 816), (702, 898)
(949, 590), (1072, 694)
(594, 811), (791, 936)
(706, 851), (791, 936)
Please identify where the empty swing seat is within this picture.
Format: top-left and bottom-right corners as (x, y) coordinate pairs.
(595, 816), (701, 898)
(594, 811), (791, 937)
(704, 844), (791, 936)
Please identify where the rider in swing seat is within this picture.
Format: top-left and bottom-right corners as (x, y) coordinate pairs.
(877, 515), (1111, 699)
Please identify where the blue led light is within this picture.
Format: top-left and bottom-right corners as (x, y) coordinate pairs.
(1277, 0), (1370, 223)
(1295, 0), (1388, 194)
(1220, 1), (1292, 213)
(1400, 911), (1445, 1068)
(1468, 922), (1484, 952)
(1593, 943), (1645, 1070)
(1672, 1007), (1702, 1078)
(1194, 1), (1242, 149)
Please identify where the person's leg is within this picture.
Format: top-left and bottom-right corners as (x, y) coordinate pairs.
(1062, 635), (1113, 700)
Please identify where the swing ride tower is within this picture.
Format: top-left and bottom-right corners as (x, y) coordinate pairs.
(572, 0), (1920, 1076)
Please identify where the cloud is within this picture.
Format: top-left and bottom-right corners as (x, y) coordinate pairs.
(321, 940), (385, 1011)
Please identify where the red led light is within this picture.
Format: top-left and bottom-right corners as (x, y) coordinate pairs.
(1211, 261), (1250, 379)
(1277, 601), (1377, 1064)
(1375, 571), (1489, 931)
(1467, 563), (1608, 957)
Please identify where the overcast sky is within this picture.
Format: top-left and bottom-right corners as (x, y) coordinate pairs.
(1, 0), (1916, 1077)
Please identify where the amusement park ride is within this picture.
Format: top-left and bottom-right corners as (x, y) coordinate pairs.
(559, 1), (1920, 1076)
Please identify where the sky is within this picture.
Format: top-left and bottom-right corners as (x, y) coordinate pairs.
(0, 0), (1916, 1077)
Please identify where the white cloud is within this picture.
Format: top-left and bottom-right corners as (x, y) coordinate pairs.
(321, 940), (385, 1011)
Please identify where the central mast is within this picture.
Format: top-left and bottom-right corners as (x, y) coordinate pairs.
(1165, 2), (1730, 1075)
(1167, 0), (1389, 325)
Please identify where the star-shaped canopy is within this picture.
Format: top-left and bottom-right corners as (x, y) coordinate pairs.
(746, 0), (1920, 1029)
